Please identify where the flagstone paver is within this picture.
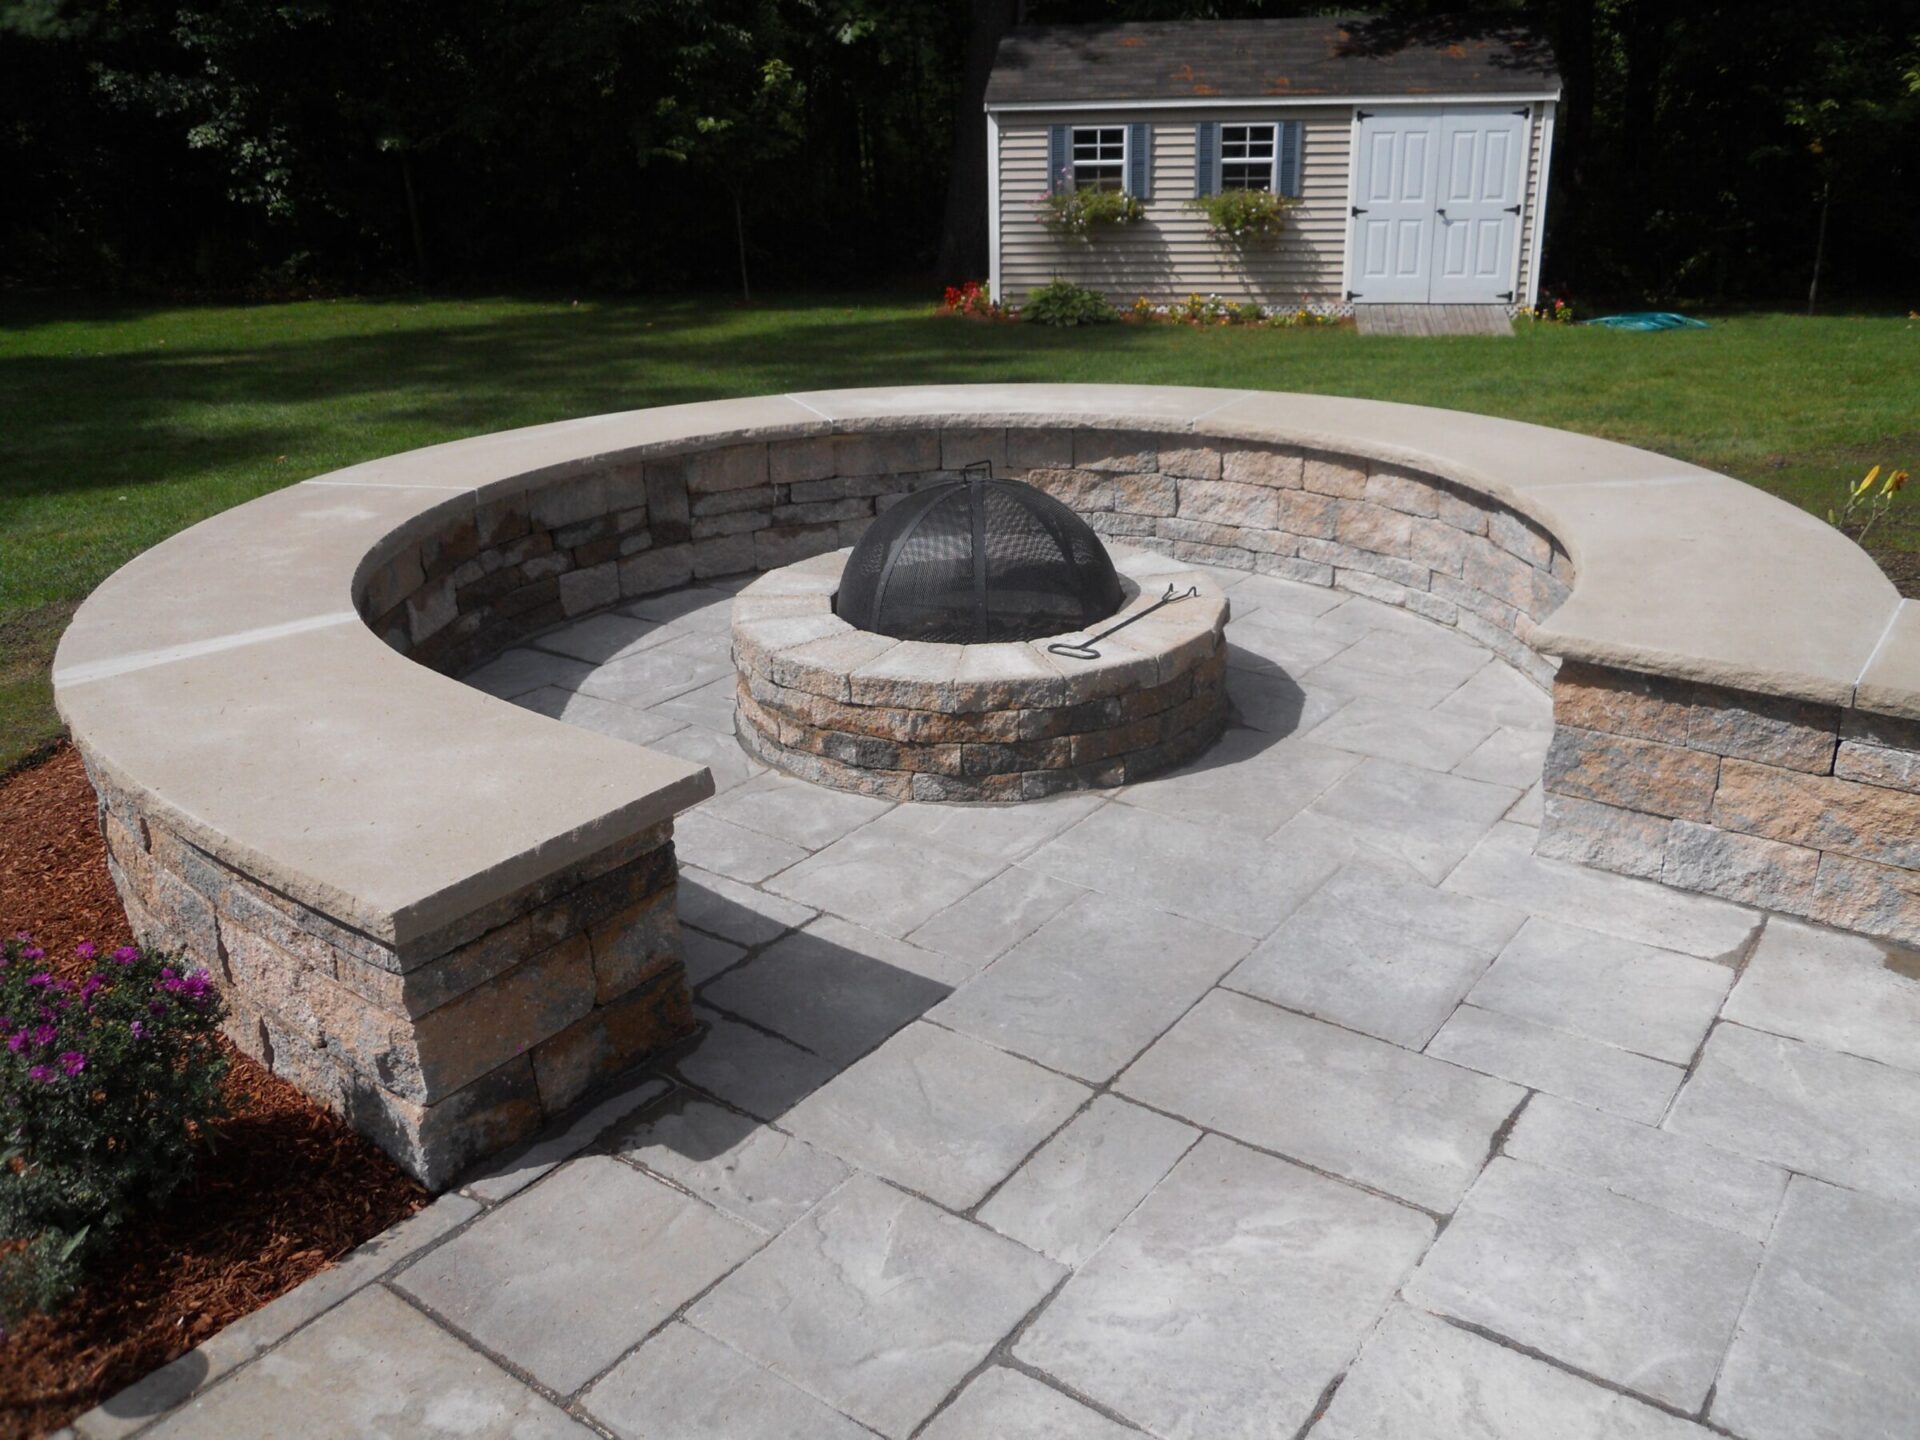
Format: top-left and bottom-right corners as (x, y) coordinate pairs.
(701, 917), (957, 1063)
(1427, 1003), (1685, 1123)
(1446, 822), (1759, 957)
(141, 1287), (592, 1440)
(780, 1022), (1089, 1209)
(919, 1368), (1137, 1440)
(1118, 989), (1523, 1211)
(671, 1006), (840, 1120)
(1711, 1177), (1920, 1440)
(1227, 896), (1496, 1048)
(1405, 1157), (1761, 1410)
(1016, 1136), (1434, 1440)
(976, 1094), (1198, 1267)
(1319, 1305), (1714, 1440)
(1504, 1094), (1788, 1242)
(766, 828), (1004, 937)
(87, 566), (1920, 1440)
(687, 1174), (1063, 1439)
(395, 1155), (762, 1395)
(929, 892), (1253, 1081)
(905, 865), (1088, 969)
(613, 1093), (850, 1234)
(1721, 915), (1920, 1072)
(1464, 917), (1733, 1064)
(1665, 1022), (1920, 1205)
(581, 1323), (873, 1440)
(1022, 801), (1341, 938)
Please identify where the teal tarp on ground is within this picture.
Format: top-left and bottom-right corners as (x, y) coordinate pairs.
(1581, 312), (1710, 330)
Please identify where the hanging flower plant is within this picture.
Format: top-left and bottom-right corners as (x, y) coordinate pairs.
(1187, 189), (1295, 245)
(1037, 174), (1146, 239)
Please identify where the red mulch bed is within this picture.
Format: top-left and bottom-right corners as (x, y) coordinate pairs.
(0, 744), (427, 1439)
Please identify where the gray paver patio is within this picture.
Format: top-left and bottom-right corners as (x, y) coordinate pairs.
(1318, 1305), (1712, 1440)
(395, 1155), (761, 1395)
(1464, 917), (1733, 1064)
(1015, 1136), (1433, 1440)
(1711, 1177), (1920, 1440)
(918, 1367), (1137, 1440)
(581, 1323), (872, 1440)
(1118, 988), (1522, 1211)
(89, 567), (1920, 1440)
(1427, 1002), (1685, 1123)
(779, 1021), (1088, 1209)
(1405, 1157), (1760, 1410)
(686, 1174), (1062, 1439)
(976, 1093), (1198, 1266)
(142, 1287), (591, 1440)
(928, 892), (1252, 1080)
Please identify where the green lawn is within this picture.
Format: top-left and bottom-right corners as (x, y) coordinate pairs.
(3, 292), (1915, 770)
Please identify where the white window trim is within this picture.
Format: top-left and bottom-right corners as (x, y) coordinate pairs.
(1068, 122), (1130, 194)
(1216, 121), (1281, 193)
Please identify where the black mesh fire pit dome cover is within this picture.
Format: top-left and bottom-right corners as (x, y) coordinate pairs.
(834, 471), (1125, 643)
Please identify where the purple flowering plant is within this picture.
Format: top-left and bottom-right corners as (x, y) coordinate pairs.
(2, 934), (228, 1325)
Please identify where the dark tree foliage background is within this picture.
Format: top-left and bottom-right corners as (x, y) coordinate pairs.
(1, 0), (1916, 304)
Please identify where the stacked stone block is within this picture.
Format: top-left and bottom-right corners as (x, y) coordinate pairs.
(1540, 663), (1920, 945)
(87, 757), (691, 1189)
(731, 552), (1231, 801)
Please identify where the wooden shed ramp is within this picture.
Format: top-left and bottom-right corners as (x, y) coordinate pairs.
(1354, 305), (1515, 338)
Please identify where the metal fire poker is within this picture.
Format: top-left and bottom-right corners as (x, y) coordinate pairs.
(1047, 583), (1199, 660)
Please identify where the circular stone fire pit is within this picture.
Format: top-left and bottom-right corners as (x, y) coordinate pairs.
(733, 544), (1230, 801)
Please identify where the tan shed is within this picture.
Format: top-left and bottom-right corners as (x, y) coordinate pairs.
(985, 17), (1562, 315)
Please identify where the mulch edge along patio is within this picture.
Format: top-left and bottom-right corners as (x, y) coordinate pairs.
(0, 745), (426, 1440)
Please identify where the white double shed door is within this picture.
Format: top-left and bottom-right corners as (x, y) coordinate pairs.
(1348, 105), (1528, 305)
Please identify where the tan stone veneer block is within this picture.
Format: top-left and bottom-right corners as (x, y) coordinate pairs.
(733, 547), (1229, 802)
(102, 783), (694, 1189)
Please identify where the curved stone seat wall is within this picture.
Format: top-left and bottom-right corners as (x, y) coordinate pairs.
(355, 423), (1572, 691)
(56, 385), (1920, 1189)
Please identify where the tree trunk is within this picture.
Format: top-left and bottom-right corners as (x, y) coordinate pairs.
(401, 153), (429, 285)
(934, 0), (1022, 282)
(1808, 178), (1831, 315)
(732, 187), (751, 304)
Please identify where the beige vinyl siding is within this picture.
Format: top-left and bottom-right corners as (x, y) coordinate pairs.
(997, 107), (1353, 308)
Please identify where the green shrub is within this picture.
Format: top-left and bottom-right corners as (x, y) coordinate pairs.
(1188, 189), (1295, 244)
(1, 936), (228, 1325)
(1020, 280), (1117, 328)
(1036, 187), (1145, 238)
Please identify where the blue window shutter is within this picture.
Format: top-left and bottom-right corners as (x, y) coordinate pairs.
(1047, 125), (1071, 194)
(1277, 120), (1304, 198)
(1127, 122), (1152, 199)
(1194, 122), (1219, 197)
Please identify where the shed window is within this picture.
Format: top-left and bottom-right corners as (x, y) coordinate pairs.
(1220, 124), (1278, 190)
(1071, 127), (1127, 192)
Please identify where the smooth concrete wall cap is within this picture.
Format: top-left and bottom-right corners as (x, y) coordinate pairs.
(312, 395), (831, 496)
(1856, 602), (1920, 721)
(57, 624), (711, 945)
(1200, 391), (1732, 506)
(1527, 476), (1899, 707)
(789, 383), (1262, 430)
(53, 483), (468, 680)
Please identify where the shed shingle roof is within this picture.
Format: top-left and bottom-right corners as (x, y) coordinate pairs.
(984, 16), (1560, 108)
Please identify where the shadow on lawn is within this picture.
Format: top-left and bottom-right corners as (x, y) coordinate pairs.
(0, 302), (1177, 506)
